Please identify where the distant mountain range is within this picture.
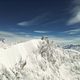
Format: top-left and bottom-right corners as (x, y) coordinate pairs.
(63, 44), (80, 52)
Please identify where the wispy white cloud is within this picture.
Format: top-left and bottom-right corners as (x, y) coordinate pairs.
(0, 31), (32, 42)
(68, 12), (80, 25)
(34, 30), (51, 33)
(63, 28), (80, 35)
(17, 21), (30, 26)
(17, 13), (49, 26)
(67, 0), (80, 25)
(17, 13), (65, 27)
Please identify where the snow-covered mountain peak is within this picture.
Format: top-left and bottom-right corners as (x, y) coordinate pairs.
(0, 39), (80, 80)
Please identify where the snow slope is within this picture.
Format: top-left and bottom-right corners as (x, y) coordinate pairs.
(0, 39), (80, 80)
(0, 39), (41, 68)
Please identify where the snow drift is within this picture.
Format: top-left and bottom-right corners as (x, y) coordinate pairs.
(0, 38), (80, 80)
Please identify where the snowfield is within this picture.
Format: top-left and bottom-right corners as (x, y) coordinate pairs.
(0, 39), (40, 68)
(0, 39), (80, 80)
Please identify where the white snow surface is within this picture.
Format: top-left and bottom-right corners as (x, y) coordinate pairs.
(0, 39), (80, 80)
(0, 39), (40, 68)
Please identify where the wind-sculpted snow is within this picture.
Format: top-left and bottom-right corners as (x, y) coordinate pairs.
(0, 39), (80, 80)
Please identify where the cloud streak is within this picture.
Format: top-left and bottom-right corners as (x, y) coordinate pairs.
(17, 13), (49, 26)
(0, 31), (32, 42)
(34, 30), (51, 33)
(63, 28), (80, 35)
(67, 0), (80, 25)
(17, 12), (65, 27)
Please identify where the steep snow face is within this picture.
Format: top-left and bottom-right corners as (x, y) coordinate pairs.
(0, 39), (80, 80)
(0, 39), (41, 68)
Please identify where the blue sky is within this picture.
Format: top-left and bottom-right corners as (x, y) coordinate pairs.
(0, 0), (80, 42)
